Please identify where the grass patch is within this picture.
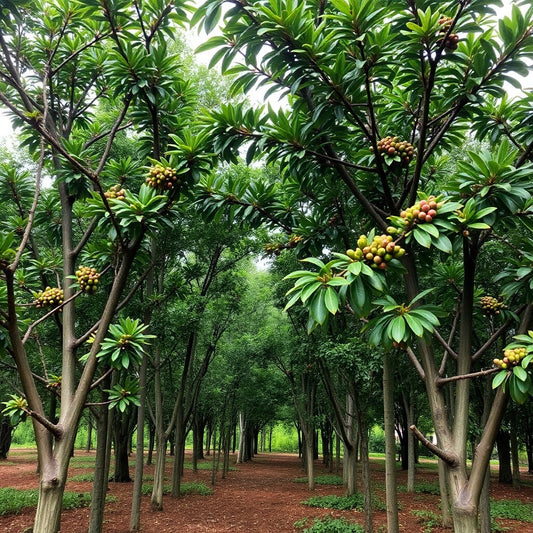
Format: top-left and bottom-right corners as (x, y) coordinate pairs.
(411, 510), (442, 533)
(491, 499), (533, 523)
(141, 481), (212, 496)
(68, 472), (95, 482)
(301, 493), (386, 512)
(70, 456), (95, 464)
(0, 488), (111, 516)
(293, 475), (344, 486)
(294, 516), (364, 532)
(398, 480), (440, 495)
(70, 462), (96, 469)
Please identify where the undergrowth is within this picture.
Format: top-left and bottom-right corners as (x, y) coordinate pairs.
(491, 498), (533, 523)
(0, 488), (115, 516)
(294, 516), (364, 533)
(398, 480), (440, 495)
(301, 493), (386, 511)
(141, 481), (212, 496)
(293, 475), (344, 486)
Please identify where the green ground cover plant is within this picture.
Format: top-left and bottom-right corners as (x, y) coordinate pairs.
(490, 498), (533, 522)
(301, 493), (386, 512)
(0, 488), (97, 515)
(293, 475), (344, 486)
(398, 480), (440, 495)
(294, 516), (364, 533)
(141, 481), (212, 496)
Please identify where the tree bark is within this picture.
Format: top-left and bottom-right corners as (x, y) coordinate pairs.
(383, 351), (399, 533)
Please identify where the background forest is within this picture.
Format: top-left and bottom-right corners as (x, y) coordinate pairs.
(0, 1), (532, 533)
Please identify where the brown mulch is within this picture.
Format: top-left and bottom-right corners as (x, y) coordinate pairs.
(0, 449), (532, 532)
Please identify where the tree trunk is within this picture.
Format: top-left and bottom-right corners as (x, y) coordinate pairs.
(151, 433), (166, 510)
(479, 464), (491, 533)
(130, 352), (147, 532)
(496, 430), (512, 483)
(33, 481), (65, 533)
(359, 419), (373, 533)
(437, 459), (452, 527)
(510, 412), (520, 489)
(344, 444), (357, 496)
(84, 416), (92, 453)
(0, 418), (13, 459)
(237, 412), (246, 463)
(383, 351), (399, 533)
(404, 390), (416, 492)
(88, 379), (113, 533)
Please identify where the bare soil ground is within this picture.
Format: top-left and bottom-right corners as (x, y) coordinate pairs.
(0, 449), (532, 532)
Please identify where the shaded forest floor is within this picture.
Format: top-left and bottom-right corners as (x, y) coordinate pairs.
(0, 449), (532, 532)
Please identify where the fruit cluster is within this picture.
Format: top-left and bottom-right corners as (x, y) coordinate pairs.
(373, 136), (414, 166)
(35, 287), (64, 310)
(104, 185), (126, 201)
(480, 296), (505, 315)
(494, 347), (527, 370)
(288, 234), (303, 248)
(437, 16), (459, 50)
(400, 196), (438, 227)
(146, 165), (179, 191)
(346, 234), (405, 270)
(75, 266), (100, 294)
(264, 242), (285, 256)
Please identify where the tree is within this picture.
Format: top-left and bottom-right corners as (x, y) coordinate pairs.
(193, 1), (533, 531)
(0, 2), (212, 532)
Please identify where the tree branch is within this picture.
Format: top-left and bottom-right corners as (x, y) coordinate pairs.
(410, 424), (459, 467)
(435, 366), (499, 387)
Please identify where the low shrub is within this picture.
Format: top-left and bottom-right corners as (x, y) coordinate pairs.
(491, 498), (533, 523)
(301, 493), (386, 512)
(293, 475), (344, 486)
(0, 488), (93, 516)
(294, 516), (364, 532)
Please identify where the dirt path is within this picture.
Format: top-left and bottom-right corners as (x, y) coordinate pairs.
(1, 450), (532, 532)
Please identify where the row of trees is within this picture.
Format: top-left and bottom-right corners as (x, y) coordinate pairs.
(0, 1), (532, 533)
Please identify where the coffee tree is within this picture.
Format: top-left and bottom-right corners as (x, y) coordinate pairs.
(193, 0), (533, 531)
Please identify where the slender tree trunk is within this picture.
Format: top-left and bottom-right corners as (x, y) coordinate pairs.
(496, 430), (512, 483)
(359, 419), (373, 533)
(86, 416), (93, 453)
(510, 411), (520, 489)
(479, 464), (491, 533)
(237, 412), (246, 464)
(88, 377), (114, 533)
(404, 390), (415, 492)
(130, 352), (147, 531)
(383, 351), (399, 533)
(151, 433), (166, 510)
(437, 458), (452, 527)
(0, 418), (13, 459)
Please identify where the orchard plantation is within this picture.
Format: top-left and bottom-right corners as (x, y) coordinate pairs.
(0, 1), (532, 533)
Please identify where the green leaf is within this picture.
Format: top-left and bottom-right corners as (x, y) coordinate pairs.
(410, 287), (435, 306)
(327, 276), (350, 287)
(467, 222), (491, 230)
(513, 365), (528, 382)
(348, 261), (362, 276)
(418, 223), (439, 238)
(324, 287), (340, 314)
(309, 289), (328, 325)
(284, 291), (301, 312)
(404, 313), (424, 337)
(301, 281), (322, 303)
(390, 316), (406, 343)
(301, 257), (326, 269)
(492, 370), (508, 389)
(413, 227), (432, 248)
